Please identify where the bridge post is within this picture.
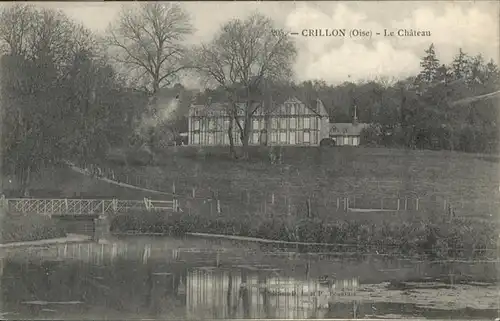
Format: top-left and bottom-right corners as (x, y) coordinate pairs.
(93, 214), (111, 243)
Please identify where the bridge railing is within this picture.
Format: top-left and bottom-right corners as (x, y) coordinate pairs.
(1, 197), (177, 215)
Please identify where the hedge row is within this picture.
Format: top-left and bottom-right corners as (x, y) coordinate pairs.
(110, 212), (496, 260)
(1, 213), (66, 244)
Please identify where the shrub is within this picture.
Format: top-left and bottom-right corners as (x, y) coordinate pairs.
(1, 212), (66, 243)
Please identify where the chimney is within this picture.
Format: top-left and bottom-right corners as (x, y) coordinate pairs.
(352, 105), (358, 126)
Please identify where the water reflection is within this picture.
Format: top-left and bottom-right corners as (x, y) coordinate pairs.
(185, 268), (355, 319)
(0, 239), (497, 320)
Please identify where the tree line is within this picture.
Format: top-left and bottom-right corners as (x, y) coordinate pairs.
(0, 3), (498, 193)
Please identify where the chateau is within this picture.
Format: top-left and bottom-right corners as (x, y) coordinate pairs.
(187, 97), (367, 147)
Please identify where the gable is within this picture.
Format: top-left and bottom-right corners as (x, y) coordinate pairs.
(270, 96), (328, 117)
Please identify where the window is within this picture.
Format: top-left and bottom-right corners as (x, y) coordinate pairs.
(290, 104), (295, 115)
(193, 134), (200, 145)
(280, 118), (287, 130)
(224, 119), (230, 130)
(311, 118), (317, 129)
(280, 132), (287, 143)
(296, 131), (303, 143)
(304, 131), (310, 143)
(303, 117), (310, 129)
(295, 104), (301, 115)
(343, 136), (349, 145)
(290, 118), (296, 129)
(253, 132), (260, 144)
(253, 119), (260, 130)
(353, 136), (359, 146)
(271, 131), (278, 143)
(272, 119), (279, 129)
(194, 120), (200, 130)
(348, 137), (354, 145)
(290, 131), (296, 145)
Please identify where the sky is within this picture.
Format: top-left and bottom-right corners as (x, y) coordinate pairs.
(17, 1), (500, 86)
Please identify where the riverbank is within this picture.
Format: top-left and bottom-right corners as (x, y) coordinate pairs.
(0, 234), (91, 249)
(109, 211), (497, 261)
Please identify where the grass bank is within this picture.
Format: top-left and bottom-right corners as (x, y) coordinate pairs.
(109, 210), (497, 260)
(1, 211), (66, 244)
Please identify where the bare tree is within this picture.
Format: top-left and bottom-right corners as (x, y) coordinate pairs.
(105, 3), (193, 150)
(0, 4), (34, 56)
(192, 13), (297, 159)
(106, 3), (193, 98)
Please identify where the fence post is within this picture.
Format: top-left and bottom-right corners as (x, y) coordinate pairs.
(172, 182), (176, 195)
(381, 198), (384, 210)
(397, 199), (400, 211)
(271, 193), (275, 205)
(0, 194), (6, 210)
(336, 197), (340, 210)
(443, 199), (447, 211)
(416, 198), (419, 211)
(404, 197), (408, 210)
(217, 199), (221, 214)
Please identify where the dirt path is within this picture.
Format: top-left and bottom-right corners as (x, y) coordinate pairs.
(63, 160), (172, 196)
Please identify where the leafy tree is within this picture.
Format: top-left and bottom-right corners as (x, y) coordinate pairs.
(0, 5), (97, 193)
(0, 5), (146, 194)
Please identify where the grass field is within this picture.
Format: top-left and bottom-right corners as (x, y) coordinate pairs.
(10, 146), (498, 221)
(104, 146), (500, 222)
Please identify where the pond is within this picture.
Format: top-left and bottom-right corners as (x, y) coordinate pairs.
(0, 235), (497, 320)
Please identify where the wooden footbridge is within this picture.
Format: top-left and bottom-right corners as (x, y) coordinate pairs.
(0, 196), (179, 216)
